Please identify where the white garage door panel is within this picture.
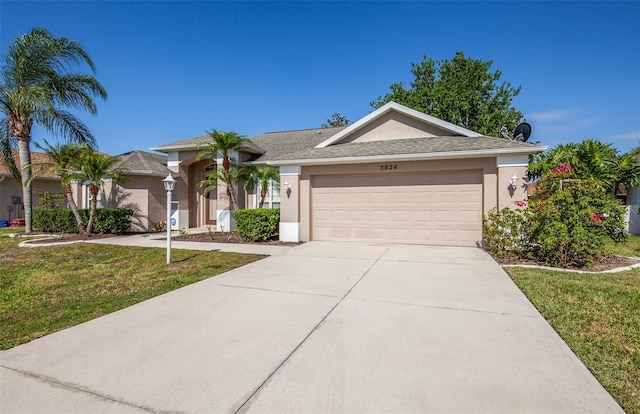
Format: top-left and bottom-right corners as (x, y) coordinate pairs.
(312, 172), (482, 246)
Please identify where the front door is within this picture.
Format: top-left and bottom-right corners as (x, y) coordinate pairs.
(204, 163), (217, 225)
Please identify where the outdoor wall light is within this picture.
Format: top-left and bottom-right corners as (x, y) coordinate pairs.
(162, 174), (177, 264)
(510, 174), (518, 189)
(284, 180), (291, 190)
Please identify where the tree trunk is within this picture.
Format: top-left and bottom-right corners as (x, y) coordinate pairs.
(86, 186), (99, 235)
(260, 189), (267, 208)
(222, 156), (239, 210)
(17, 139), (32, 233)
(64, 181), (86, 234)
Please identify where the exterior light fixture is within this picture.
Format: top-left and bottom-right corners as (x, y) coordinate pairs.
(162, 174), (177, 264)
(510, 174), (518, 189)
(284, 180), (291, 190)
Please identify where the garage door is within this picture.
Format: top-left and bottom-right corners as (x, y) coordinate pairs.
(312, 171), (482, 246)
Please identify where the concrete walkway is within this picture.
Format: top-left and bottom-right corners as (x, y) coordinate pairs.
(0, 242), (623, 413)
(84, 232), (293, 256)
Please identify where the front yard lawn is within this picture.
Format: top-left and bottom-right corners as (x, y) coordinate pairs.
(505, 267), (640, 414)
(0, 236), (265, 350)
(605, 234), (640, 258)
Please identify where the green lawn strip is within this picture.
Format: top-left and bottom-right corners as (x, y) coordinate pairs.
(505, 267), (640, 414)
(604, 234), (640, 258)
(0, 228), (24, 236)
(0, 236), (265, 349)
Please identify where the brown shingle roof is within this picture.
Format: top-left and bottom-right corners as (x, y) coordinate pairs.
(116, 150), (170, 176)
(275, 135), (543, 162)
(0, 150), (58, 179)
(247, 127), (346, 163)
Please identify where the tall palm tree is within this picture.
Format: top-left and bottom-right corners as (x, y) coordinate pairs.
(240, 165), (280, 208)
(70, 150), (126, 235)
(0, 27), (107, 233)
(196, 130), (251, 211)
(29, 140), (88, 234)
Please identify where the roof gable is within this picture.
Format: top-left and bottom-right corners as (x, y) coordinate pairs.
(315, 102), (482, 148)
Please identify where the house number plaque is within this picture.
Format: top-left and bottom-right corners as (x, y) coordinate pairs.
(379, 164), (398, 171)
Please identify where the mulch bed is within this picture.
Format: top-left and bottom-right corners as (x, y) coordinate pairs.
(496, 253), (640, 272)
(171, 231), (302, 246)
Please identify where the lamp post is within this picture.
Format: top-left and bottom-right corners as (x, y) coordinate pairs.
(162, 174), (177, 264)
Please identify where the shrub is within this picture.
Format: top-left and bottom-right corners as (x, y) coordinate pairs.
(32, 209), (78, 233)
(234, 208), (280, 242)
(33, 208), (133, 234)
(527, 175), (626, 268)
(482, 207), (528, 259)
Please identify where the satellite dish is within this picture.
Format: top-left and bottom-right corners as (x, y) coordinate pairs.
(512, 122), (532, 142)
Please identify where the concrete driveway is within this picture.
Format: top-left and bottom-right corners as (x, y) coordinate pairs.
(0, 242), (622, 413)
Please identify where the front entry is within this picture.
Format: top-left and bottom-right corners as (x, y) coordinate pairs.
(203, 163), (217, 225)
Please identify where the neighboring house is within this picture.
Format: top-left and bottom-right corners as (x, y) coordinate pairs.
(0, 151), (62, 224)
(152, 102), (545, 246)
(0, 149), (169, 232)
(100, 150), (171, 232)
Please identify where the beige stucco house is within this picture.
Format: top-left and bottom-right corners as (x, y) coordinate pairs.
(153, 102), (546, 246)
(0, 149), (169, 232)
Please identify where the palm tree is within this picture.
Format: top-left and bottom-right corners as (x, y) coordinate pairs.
(529, 139), (640, 193)
(196, 130), (252, 210)
(29, 140), (88, 234)
(70, 150), (126, 235)
(0, 27), (107, 233)
(240, 165), (280, 208)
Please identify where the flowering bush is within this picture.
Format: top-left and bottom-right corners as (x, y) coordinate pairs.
(483, 165), (627, 268)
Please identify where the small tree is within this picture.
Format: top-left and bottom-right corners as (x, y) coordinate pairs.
(196, 130), (252, 211)
(70, 149), (127, 234)
(240, 165), (280, 208)
(29, 141), (89, 234)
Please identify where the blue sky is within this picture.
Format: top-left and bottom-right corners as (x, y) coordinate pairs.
(1, 1), (639, 156)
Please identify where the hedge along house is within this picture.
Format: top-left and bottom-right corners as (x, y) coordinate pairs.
(153, 102), (545, 246)
(0, 149), (169, 232)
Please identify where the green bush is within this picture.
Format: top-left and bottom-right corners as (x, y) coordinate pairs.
(234, 208), (280, 242)
(527, 176), (626, 268)
(482, 207), (528, 259)
(32, 209), (78, 233)
(33, 208), (133, 234)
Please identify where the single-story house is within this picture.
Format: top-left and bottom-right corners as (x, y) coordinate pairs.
(0, 149), (169, 232)
(152, 102), (546, 246)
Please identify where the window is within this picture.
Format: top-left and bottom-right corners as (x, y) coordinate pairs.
(254, 179), (280, 208)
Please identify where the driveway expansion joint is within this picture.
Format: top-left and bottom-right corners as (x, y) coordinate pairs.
(344, 297), (538, 318)
(213, 283), (341, 298)
(0, 365), (169, 414)
(233, 246), (391, 414)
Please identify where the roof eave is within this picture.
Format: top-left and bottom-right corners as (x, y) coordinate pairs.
(269, 146), (547, 166)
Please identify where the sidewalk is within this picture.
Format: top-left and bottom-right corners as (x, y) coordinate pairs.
(85, 231), (293, 256)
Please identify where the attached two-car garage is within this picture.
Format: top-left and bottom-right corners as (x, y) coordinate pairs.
(311, 170), (483, 246)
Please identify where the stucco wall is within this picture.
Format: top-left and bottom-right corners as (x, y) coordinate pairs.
(341, 112), (458, 144)
(294, 157), (499, 241)
(0, 177), (62, 222)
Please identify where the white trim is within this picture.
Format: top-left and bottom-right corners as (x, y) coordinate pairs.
(279, 222), (300, 242)
(497, 155), (530, 167)
(273, 146), (547, 166)
(280, 165), (301, 175)
(316, 102), (483, 148)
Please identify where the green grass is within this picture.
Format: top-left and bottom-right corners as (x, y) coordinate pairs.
(0, 227), (23, 236)
(605, 234), (640, 257)
(0, 236), (265, 349)
(505, 267), (640, 414)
